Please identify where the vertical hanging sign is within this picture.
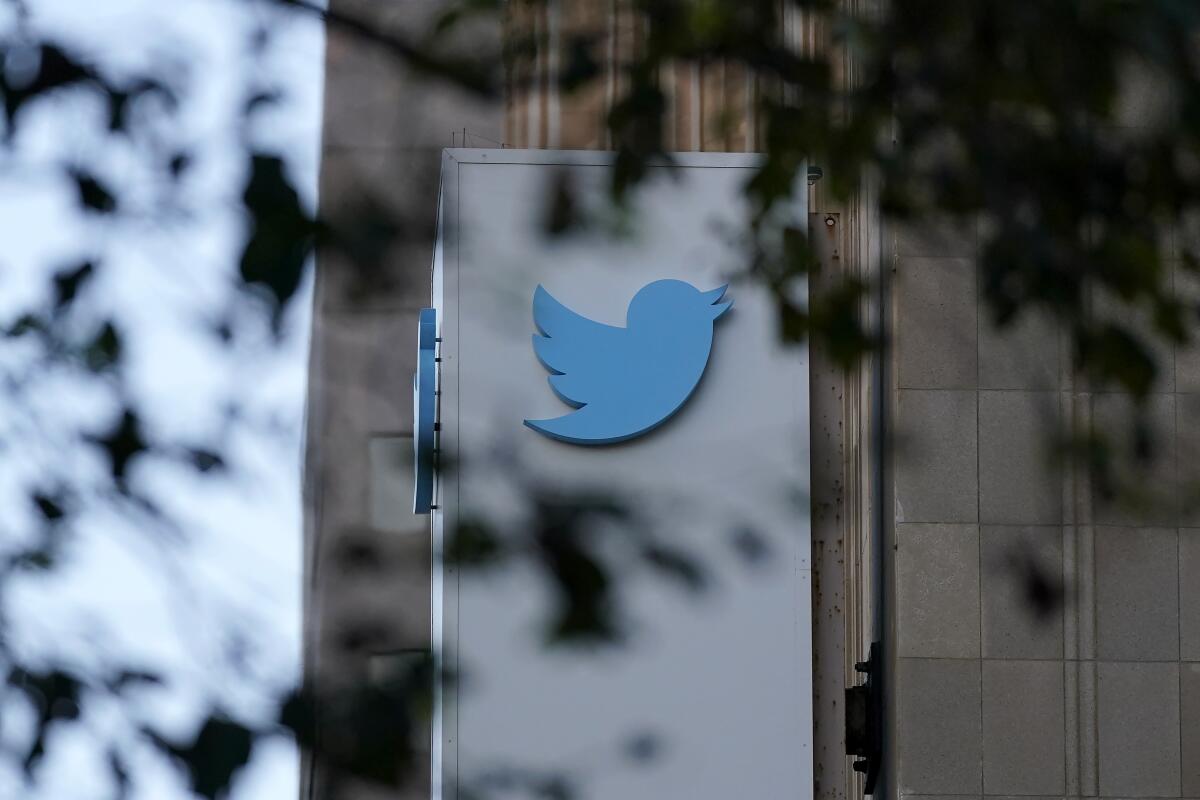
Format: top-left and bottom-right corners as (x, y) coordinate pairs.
(412, 307), (437, 514)
(427, 149), (812, 800)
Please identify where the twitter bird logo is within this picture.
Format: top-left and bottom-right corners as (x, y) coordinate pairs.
(524, 279), (732, 445)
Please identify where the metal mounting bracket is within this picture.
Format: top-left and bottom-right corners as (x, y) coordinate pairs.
(845, 641), (883, 795)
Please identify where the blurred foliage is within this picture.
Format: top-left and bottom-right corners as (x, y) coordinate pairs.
(281, 651), (433, 794)
(519, 0), (1200, 403)
(4, 0), (1200, 796)
(448, 483), (709, 648)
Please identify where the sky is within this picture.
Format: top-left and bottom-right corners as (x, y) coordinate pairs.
(0, 0), (323, 796)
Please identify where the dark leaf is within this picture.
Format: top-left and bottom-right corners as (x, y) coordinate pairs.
(108, 749), (131, 799)
(810, 277), (873, 365)
(445, 519), (505, 567)
(244, 89), (281, 114)
(1078, 323), (1157, 396)
(107, 670), (163, 693)
(623, 731), (662, 764)
(106, 89), (130, 132)
(640, 542), (707, 593)
(536, 525), (620, 646)
(84, 321), (122, 372)
(729, 526), (771, 565)
(281, 678), (420, 786)
(187, 448), (225, 473)
(151, 716), (256, 800)
(10, 547), (55, 571)
(87, 409), (148, 484)
(5, 313), (45, 338)
(535, 776), (574, 800)
(559, 33), (601, 93)
(51, 261), (95, 311)
(1, 43), (96, 129)
(277, 689), (315, 748)
(8, 667), (83, 775)
(32, 490), (67, 522)
(168, 151), (191, 178)
(543, 169), (579, 237)
(212, 317), (234, 344)
(1003, 543), (1066, 621)
(775, 295), (809, 344)
(239, 153), (315, 325)
(70, 169), (117, 213)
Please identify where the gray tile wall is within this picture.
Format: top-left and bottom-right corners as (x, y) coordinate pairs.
(891, 219), (1200, 800)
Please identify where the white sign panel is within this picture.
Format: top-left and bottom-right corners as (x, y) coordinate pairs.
(431, 150), (811, 800)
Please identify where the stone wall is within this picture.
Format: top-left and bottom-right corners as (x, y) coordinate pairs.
(889, 210), (1200, 797)
(306, 2), (502, 797)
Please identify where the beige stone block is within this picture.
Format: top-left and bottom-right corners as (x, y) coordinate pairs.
(895, 390), (979, 523)
(1091, 393), (1177, 527)
(897, 658), (982, 795)
(1180, 528), (1200, 661)
(978, 309), (1061, 390)
(1097, 661), (1181, 797)
(895, 258), (977, 390)
(978, 391), (1064, 525)
(980, 525), (1064, 659)
(1095, 526), (1179, 661)
(896, 524), (980, 658)
(1182, 662), (1200, 795)
(982, 661), (1065, 795)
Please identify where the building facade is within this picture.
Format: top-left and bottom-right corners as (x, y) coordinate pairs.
(305, 2), (1200, 799)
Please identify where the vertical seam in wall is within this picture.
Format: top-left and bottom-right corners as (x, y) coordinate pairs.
(1089, 526), (1099, 795)
(661, 61), (675, 152)
(875, 163), (896, 800)
(546, 0), (560, 149)
(1080, 251), (1099, 792)
(744, 68), (755, 152)
(527, 6), (542, 148)
(1179, 507), (1185, 790)
(975, 230), (985, 794)
(605, 0), (616, 150)
(718, 60), (727, 151)
(1063, 353), (1080, 796)
(1064, 520), (1079, 795)
(1065, 651), (1079, 796)
(1172, 335), (1183, 789)
(690, 63), (701, 152)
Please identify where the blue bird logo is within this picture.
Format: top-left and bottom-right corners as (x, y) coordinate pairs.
(524, 279), (732, 445)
